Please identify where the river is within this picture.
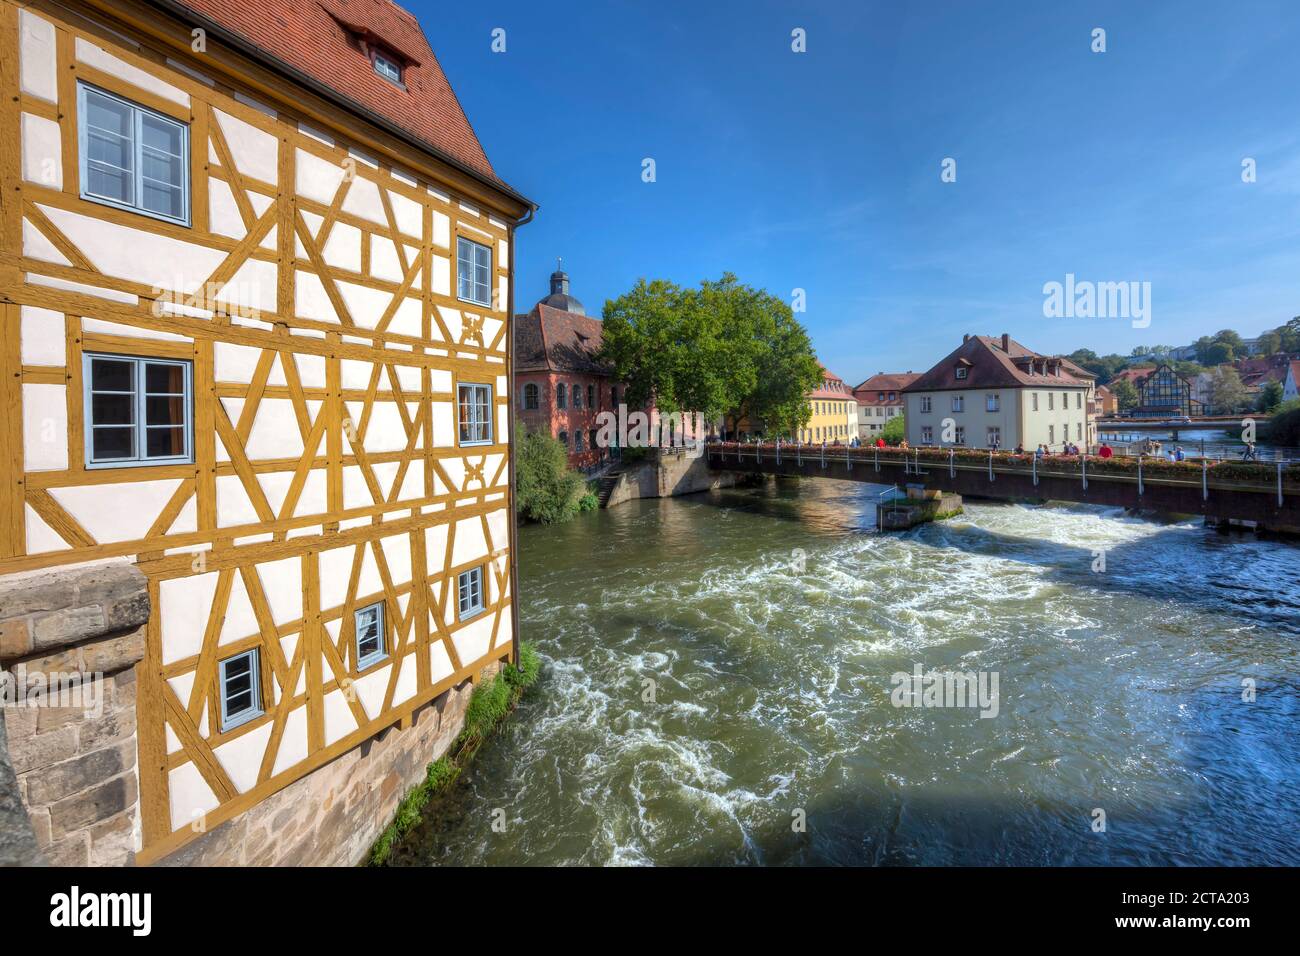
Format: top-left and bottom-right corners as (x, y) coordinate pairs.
(389, 479), (1300, 866)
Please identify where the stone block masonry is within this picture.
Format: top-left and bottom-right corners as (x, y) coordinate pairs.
(0, 562), (149, 866)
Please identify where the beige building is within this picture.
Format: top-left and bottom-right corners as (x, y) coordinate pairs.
(902, 334), (1097, 451)
(854, 372), (918, 437)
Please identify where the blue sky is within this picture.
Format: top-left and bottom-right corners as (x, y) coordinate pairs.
(417, 0), (1300, 386)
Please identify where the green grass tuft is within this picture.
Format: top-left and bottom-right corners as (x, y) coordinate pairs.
(367, 641), (542, 866)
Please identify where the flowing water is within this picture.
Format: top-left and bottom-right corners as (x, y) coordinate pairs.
(391, 479), (1300, 866)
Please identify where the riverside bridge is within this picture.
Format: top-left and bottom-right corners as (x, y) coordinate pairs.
(706, 442), (1300, 533)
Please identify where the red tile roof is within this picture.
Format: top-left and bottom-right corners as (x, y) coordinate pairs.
(1108, 366), (1157, 387)
(903, 335), (1094, 393)
(809, 363), (852, 400)
(853, 372), (920, 405)
(514, 304), (611, 375)
(167, 0), (504, 188)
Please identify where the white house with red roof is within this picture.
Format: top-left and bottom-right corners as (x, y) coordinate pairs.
(902, 334), (1097, 451)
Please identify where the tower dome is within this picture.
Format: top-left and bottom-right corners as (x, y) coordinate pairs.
(538, 258), (586, 315)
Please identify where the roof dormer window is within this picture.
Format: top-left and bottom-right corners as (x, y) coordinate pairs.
(373, 50), (403, 85)
(955, 366), (968, 380)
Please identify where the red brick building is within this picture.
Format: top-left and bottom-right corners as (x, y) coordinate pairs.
(513, 266), (705, 470)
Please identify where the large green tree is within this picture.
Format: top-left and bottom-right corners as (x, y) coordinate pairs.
(600, 273), (822, 437)
(1209, 366), (1249, 413)
(1277, 317), (1300, 354)
(1110, 377), (1140, 412)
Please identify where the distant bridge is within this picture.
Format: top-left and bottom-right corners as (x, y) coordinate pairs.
(706, 442), (1300, 533)
(1096, 416), (1270, 439)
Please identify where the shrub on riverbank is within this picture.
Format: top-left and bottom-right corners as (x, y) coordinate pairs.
(368, 643), (542, 866)
(516, 426), (585, 523)
(879, 415), (905, 444)
(1262, 399), (1300, 447)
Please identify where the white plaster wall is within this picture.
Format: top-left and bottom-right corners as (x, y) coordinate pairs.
(254, 555), (304, 627)
(76, 37), (189, 106)
(19, 11), (58, 103)
(24, 504), (69, 555)
(213, 721), (272, 793)
(340, 175), (385, 225)
(169, 762), (219, 832)
(295, 149), (345, 205)
(450, 516), (488, 567)
(20, 306), (65, 365)
(50, 478), (182, 544)
(22, 383), (68, 471)
(214, 109), (277, 185)
(20, 113), (62, 189)
(159, 571), (220, 665)
(451, 613), (494, 667)
(38, 205), (227, 297)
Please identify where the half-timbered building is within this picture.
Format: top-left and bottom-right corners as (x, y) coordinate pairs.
(0, 0), (533, 862)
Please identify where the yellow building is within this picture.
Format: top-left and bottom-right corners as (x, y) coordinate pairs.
(0, 0), (533, 863)
(798, 363), (856, 443)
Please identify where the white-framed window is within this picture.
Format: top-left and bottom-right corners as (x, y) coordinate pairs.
(954, 426), (966, 445)
(355, 601), (386, 669)
(987, 426), (1001, 447)
(921, 425), (934, 443)
(78, 83), (189, 225)
(218, 649), (262, 732)
(955, 366), (968, 380)
(372, 51), (403, 85)
(920, 396), (932, 413)
(457, 566), (485, 621)
(986, 394), (1000, 412)
(951, 396), (964, 412)
(1048, 393), (1055, 411)
(83, 353), (193, 467)
(457, 236), (492, 306)
(457, 383), (493, 445)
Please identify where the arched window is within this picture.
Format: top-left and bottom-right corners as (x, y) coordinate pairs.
(590, 428), (598, 453)
(588, 384), (595, 409)
(556, 383), (567, 409)
(558, 430), (568, 448)
(523, 383), (539, 410)
(572, 383), (583, 409)
(611, 386), (619, 407)
(574, 431), (584, 452)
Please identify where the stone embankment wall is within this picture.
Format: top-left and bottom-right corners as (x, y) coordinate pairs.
(605, 446), (742, 508)
(0, 562), (148, 866)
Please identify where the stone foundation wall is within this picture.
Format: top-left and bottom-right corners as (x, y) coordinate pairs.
(155, 660), (500, 867)
(606, 449), (740, 508)
(0, 562), (148, 866)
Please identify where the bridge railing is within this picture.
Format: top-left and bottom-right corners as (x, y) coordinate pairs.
(707, 441), (1300, 502)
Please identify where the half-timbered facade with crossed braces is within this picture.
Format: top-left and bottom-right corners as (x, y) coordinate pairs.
(0, 0), (533, 862)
